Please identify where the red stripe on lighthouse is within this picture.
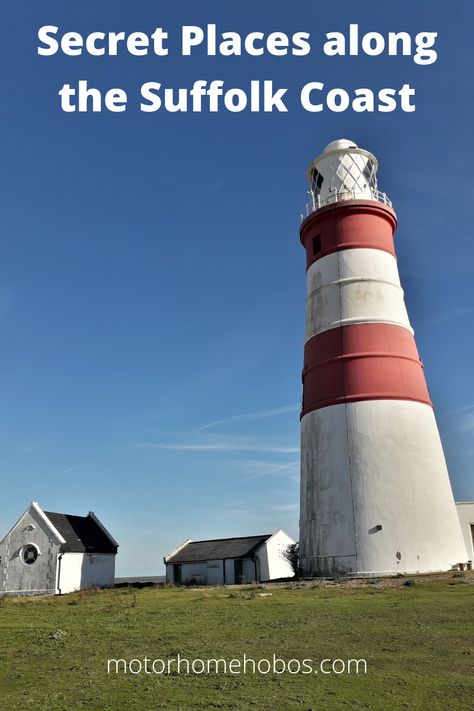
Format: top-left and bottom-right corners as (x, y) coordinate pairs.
(300, 200), (397, 271)
(301, 323), (431, 417)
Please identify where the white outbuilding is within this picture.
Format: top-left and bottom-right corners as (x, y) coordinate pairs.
(456, 502), (474, 565)
(164, 529), (295, 585)
(0, 502), (118, 596)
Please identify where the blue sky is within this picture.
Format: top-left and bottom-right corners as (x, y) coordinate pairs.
(0, 1), (473, 574)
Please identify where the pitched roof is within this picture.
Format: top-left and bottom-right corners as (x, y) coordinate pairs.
(166, 534), (271, 563)
(44, 511), (118, 554)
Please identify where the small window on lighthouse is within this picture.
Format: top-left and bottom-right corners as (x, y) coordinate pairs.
(315, 171), (323, 188)
(311, 169), (324, 193)
(312, 235), (322, 255)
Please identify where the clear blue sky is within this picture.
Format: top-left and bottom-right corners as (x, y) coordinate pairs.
(0, 1), (473, 574)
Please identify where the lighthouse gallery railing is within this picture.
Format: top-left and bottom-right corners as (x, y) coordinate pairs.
(301, 187), (392, 221)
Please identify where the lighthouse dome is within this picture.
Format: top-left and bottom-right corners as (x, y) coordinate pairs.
(323, 139), (358, 153)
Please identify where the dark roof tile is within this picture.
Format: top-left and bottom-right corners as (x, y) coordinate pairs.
(167, 535), (271, 563)
(45, 512), (117, 554)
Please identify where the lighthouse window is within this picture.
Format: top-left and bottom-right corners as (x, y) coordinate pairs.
(312, 169), (324, 191)
(312, 235), (322, 255)
(363, 163), (375, 185)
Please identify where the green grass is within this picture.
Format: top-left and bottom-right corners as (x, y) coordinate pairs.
(0, 576), (472, 710)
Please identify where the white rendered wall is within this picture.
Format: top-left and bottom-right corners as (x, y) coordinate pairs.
(166, 562), (208, 585)
(0, 506), (60, 596)
(209, 559), (255, 584)
(224, 559), (234, 584)
(80, 553), (115, 588)
(206, 559), (224, 585)
(166, 559), (257, 585)
(262, 531), (296, 580)
(180, 562), (208, 584)
(225, 558), (259, 584)
(300, 400), (468, 576)
(256, 547), (270, 581)
(58, 553), (84, 594)
(305, 249), (412, 341)
(455, 503), (474, 561)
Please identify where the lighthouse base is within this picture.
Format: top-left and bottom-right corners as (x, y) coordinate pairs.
(299, 400), (467, 577)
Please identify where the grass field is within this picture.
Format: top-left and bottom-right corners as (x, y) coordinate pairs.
(0, 574), (472, 710)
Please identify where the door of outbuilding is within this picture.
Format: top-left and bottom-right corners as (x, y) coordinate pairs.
(234, 559), (243, 584)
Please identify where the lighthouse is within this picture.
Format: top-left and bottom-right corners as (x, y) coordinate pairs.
(299, 139), (467, 577)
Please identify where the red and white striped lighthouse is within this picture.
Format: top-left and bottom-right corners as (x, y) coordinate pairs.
(299, 139), (467, 577)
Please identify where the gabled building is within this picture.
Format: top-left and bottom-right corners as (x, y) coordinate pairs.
(456, 502), (474, 564)
(0, 502), (118, 596)
(164, 529), (295, 585)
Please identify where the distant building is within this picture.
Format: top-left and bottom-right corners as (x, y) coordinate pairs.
(0, 502), (118, 596)
(456, 502), (474, 564)
(164, 530), (295, 585)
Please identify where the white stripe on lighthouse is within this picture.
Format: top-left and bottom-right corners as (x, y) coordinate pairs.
(305, 248), (412, 342)
(300, 399), (468, 576)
